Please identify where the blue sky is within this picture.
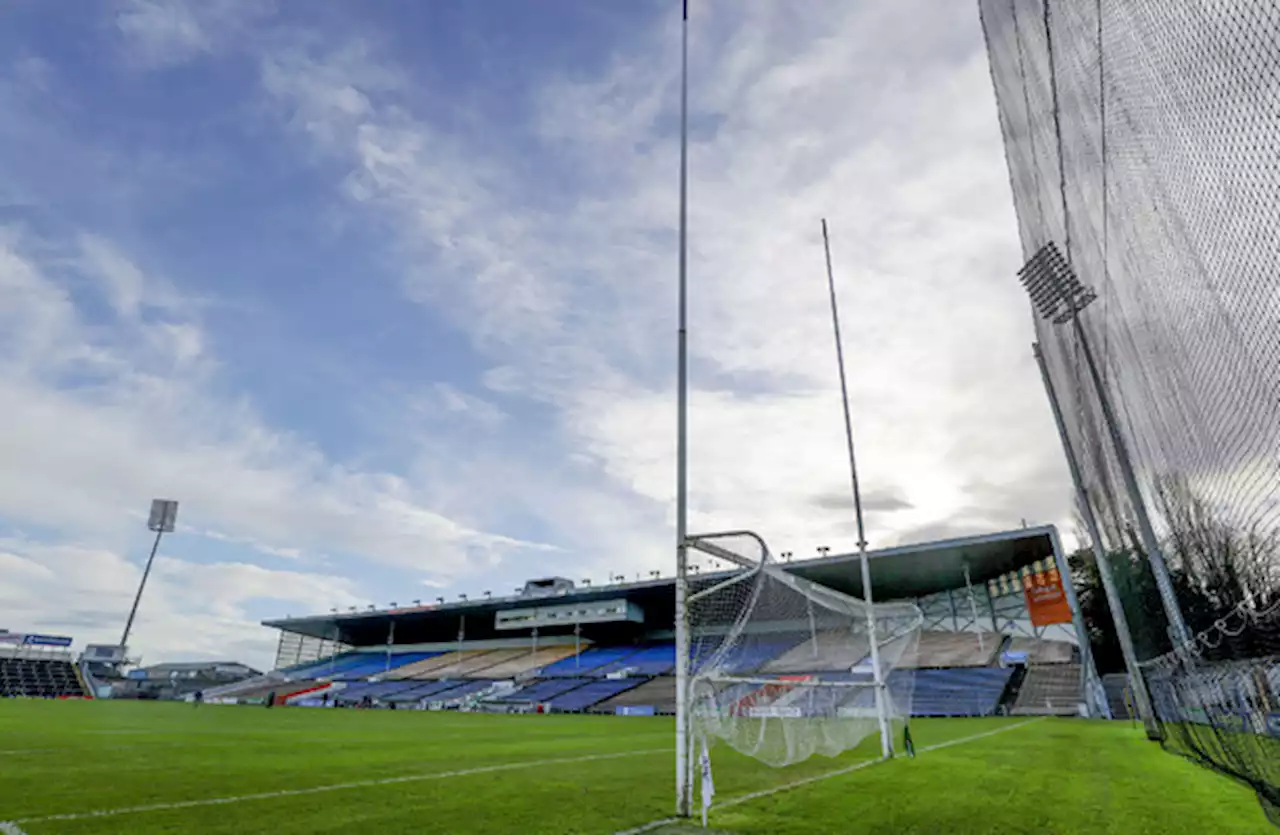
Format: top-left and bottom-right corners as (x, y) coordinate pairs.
(0, 0), (1070, 670)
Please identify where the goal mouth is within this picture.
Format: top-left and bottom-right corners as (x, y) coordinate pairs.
(681, 530), (924, 768)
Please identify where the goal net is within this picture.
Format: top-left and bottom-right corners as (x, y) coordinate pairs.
(685, 532), (923, 768)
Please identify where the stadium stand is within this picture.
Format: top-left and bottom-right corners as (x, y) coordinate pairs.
(763, 631), (870, 673)
(388, 650), (494, 680)
(546, 678), (644, 712)
(476, 646), (578, 679)
(1102, 673), (1134, 720)
(424, 650), (525, 678)
(899, 667), (1015, 717)
(1012, 664), (1083, 716)
(899, 631), (1003, 668)
(384, 679), (467, 703)
(1005, 637), (1076, 665)
(0, 656), (87, 698)
(332, 680), (420, 703)
(590, 643), (675, 676)
(497, 677), (590, 703)
(225, 680), (319, 702)
(594, 676), (676, 714)
(280, 653), (364, 680)
(327, 652), (440, 681)
(429, 679), (494, 704)
(539, 647), (639, 677)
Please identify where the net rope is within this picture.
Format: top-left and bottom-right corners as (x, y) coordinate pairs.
(685, 532), (923, 768)
(981, 0), (1280, 809)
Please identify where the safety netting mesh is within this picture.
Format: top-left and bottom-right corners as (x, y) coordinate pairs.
(980, 0), (1280, 814)
(685, 532), (922, 768)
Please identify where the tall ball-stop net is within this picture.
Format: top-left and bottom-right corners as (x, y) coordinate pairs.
(685, 532), (923, 768)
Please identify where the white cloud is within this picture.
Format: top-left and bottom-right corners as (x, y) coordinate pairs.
(252, 1), (1071, 569)
(0, 226), (555, 661)
(114, 0), (271, 68)
(0, 537), (364, 670)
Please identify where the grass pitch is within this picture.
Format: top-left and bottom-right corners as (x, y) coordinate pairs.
(0, 700), (1271, 834)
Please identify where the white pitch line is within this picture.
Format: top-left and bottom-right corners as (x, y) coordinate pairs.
(11, 748), (670, 826)
(611, 718), (1046, 834)
(612, 817), (680, 835)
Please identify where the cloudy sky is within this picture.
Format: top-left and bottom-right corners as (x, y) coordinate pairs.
(0, 0), (1067, 670)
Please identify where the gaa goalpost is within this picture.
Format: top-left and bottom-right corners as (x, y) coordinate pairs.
(670, 0), (922, 817)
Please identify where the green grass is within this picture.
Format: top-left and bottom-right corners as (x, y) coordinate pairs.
(0, 701), (1270, 834)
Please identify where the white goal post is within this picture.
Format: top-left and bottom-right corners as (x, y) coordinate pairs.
(674, 530), (923, 811)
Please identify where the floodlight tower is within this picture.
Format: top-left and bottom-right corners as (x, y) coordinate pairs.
(1018, 242), (1191, 648)
(120, 499), (179, 655)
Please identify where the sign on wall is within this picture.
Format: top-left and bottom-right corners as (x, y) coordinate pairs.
(0, 633), (73, 647)
(1023, 567), (1073, 626)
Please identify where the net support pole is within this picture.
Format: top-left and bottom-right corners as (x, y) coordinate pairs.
(963, 564), (986, 655)
(1047, 525), (1106, 718)
(1033, 342), (1159, 735)
(673, 0), (692, 817)
(1071, 318), (1192, 648)
(821, 219), (891, 759)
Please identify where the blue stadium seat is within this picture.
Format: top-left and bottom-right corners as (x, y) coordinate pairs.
(538, 648), (640, 677)
(330, 652), (442, 681)
(430, 679), (494, 702)
(692, 634), (806, 675)
(590, 644), (675, 676)
(283, 651), (442, 681)
(334, 680), (420, 702)
(893, 667), (1016, 717)
(384, 679), (466, 703)
(499, 677), (590, 703)
(547, 678), (645, 712)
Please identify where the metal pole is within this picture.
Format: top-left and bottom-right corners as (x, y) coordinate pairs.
(385, 620), (395, 673)
(1033, 342), (1159, 734)
(821, 219), (891, 758)
(673, 0), (693, 816)
(1047, 525), (1107, 718)
(1071, 320), (1192, 647)
(981, 580), (1001, 637)
(963, 563), (985, 655)
(120, 528), (164, 652)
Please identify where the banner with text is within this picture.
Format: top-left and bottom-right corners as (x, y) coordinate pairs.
(1023, 568), (1073, 627)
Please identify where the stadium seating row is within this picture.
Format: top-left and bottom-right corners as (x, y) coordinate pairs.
(894, 667), (1016, 716)
(1011, 664), (1082, 715)
(0, 657), (89, 698)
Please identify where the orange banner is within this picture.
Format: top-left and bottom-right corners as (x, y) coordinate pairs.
(1023, 567), (1073, 626)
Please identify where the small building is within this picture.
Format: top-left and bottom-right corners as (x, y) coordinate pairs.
(127, 661), (261, 700)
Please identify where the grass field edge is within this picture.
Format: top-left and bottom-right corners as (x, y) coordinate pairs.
(10, 747), (673, 827)
(612, 718), (1047, 835)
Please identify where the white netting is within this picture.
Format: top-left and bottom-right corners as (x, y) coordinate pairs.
(686, 532), (923, 768)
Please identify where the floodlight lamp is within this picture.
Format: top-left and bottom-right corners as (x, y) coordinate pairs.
(436, 597), (445, 605)
(146, 499), (180, 533)
(1018, 241), (1096, 323)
